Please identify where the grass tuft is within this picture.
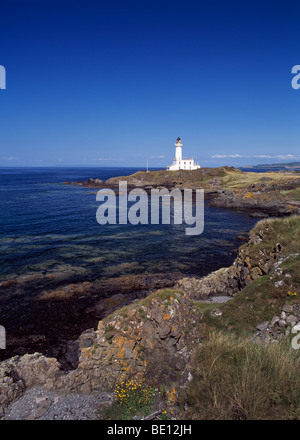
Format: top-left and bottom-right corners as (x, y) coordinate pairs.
(180, 330), (300, 420)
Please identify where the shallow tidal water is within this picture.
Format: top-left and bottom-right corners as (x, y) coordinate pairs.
(0, 167), (259, 360)
(0, 167), (258, 284)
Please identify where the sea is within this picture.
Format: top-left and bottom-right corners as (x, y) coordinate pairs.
(0, 166), (265, 359)
(0, 167), (259, 283)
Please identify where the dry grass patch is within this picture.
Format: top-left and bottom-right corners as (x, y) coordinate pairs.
(179, 331), (300, 420)
(222, 170), (300, 189)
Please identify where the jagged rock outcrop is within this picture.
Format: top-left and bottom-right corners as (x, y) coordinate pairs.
(175, 227), (285, 299)
(58, 291), (198, 393)
(209, 189), (299, 216)
(0, 291), (199, 413)
(0, 354), (60, 414)
(0, 271), (184, 363)
(1, 217), (298, 417)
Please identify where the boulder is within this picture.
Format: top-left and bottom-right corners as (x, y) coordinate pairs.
(256, 322), (269, 332)
(0, 353), (61, 411)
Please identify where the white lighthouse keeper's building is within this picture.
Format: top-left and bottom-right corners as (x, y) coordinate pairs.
(167, 137), (200, 171)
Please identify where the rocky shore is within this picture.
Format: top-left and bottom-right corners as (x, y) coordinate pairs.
(0, 167), (299, 419)
(0, 271), (184, 366)
(1, 169), (299, 419)
(67, 167), (300, 217)
(1, 215), (299, 419)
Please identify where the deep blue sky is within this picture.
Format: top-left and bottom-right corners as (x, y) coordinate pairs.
(0, 0), (300, 167)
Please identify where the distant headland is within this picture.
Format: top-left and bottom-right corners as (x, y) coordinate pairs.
(240, 161), (300, 170)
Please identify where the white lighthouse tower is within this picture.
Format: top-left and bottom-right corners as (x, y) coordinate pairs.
(175, 137), (182, 161)
(167, 137), (200, 171)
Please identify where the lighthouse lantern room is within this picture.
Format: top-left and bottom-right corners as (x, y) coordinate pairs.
(167, 137), (200, 171)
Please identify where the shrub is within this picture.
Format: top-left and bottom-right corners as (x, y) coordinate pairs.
(101, 378), (156, 420)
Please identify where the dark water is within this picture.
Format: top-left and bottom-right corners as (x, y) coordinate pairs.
(0, 167), (258, 284)
(0, 167), (261, 359)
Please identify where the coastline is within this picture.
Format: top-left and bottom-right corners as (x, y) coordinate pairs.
(1, 214), (299, 420)
(0, 166), (261, 363)
(68, 166), (300, 217)
(1, 165), (299, 361)
(0, 167), (299, 419)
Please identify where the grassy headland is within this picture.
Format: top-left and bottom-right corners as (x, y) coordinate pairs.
(90, 216), (300, 419)
(77, 166), (300, 217)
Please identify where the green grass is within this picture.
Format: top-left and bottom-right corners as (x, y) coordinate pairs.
(199, 275), (292, 337)
(193, 216), (300, 336)
(191, 301), (219, 314)
(138, 308), (148, 321)
(107, 167), (242, 188)
(197, 216), (300, 337)
(179, 331), (300, 420)
(104, 324), (115, 342)
(252, 214), (299, 241)
(235, 216), (299, 279)
(222, 170), (300, 189)
(280, 188), (300, 201)
(179, 216), (300, 419)
(103, 288), (184, 325)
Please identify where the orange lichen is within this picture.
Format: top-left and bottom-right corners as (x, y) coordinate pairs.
(244, 191), (256, 199)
